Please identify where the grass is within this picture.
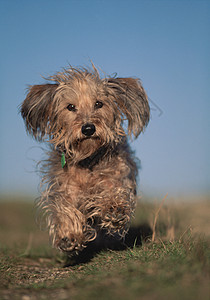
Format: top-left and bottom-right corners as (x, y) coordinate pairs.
(0, 195), (209, 300)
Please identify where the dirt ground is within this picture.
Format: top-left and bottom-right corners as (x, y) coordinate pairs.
(0, 195), (210, 300)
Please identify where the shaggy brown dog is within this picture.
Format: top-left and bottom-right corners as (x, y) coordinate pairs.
(21, 65), (150, 254)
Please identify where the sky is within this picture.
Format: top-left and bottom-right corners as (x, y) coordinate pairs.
(0, 0), (209, 198)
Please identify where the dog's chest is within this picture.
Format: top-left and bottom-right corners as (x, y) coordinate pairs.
(59, 155), (130, 196)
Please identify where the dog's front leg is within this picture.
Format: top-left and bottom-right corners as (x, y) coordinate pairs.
(82, 188), (136, 238)
(99, 191), (136, 237)
(49, 206), (96, 254)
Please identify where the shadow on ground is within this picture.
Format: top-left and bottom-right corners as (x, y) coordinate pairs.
(65, 223), (152, 266)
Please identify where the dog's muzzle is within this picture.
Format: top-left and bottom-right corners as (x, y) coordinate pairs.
(81, 123), (96, 137)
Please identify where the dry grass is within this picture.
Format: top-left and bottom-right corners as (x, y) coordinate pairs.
(0, 194), (210, 300)
(151, 193), (168, 242)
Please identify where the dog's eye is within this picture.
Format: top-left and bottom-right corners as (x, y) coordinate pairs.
(67, 104), (76, 112)
(95, 101), (103, 109)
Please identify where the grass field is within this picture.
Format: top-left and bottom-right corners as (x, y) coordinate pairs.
(0, 195), (209, 300)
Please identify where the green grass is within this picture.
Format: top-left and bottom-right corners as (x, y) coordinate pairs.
(0, 196), (209, 300)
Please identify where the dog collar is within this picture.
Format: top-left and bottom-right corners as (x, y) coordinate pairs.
(60, 145), (112, 170)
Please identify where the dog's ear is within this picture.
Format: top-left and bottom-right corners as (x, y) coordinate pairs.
(106, 77), (150, 138)
(21, 84), (58, 140)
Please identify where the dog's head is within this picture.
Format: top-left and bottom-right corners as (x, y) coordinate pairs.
(21, 66), (150, 161)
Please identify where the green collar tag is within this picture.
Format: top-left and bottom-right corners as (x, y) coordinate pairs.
(61, 152), (66, 168)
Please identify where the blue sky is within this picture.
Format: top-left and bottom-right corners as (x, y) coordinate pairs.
(0, 0), (209, 198)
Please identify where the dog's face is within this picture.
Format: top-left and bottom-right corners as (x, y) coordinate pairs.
(21, 67), (150, 161)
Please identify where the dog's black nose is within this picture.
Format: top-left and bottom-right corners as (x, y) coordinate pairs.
(81, 123), (96, 137)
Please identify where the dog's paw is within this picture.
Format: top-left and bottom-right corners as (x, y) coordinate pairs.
(100, 205), (130, 235)
(57, 236), (84, 253)
(55, 226), (97, 254)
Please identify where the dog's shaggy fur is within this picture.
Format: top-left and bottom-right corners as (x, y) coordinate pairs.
(21, 65), (150, 254)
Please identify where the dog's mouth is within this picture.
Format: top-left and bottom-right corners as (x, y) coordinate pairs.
(76, 136), (100, 144)
(71, 135), (103, 161)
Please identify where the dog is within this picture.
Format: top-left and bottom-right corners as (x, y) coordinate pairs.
(20, 64), (150, 255)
